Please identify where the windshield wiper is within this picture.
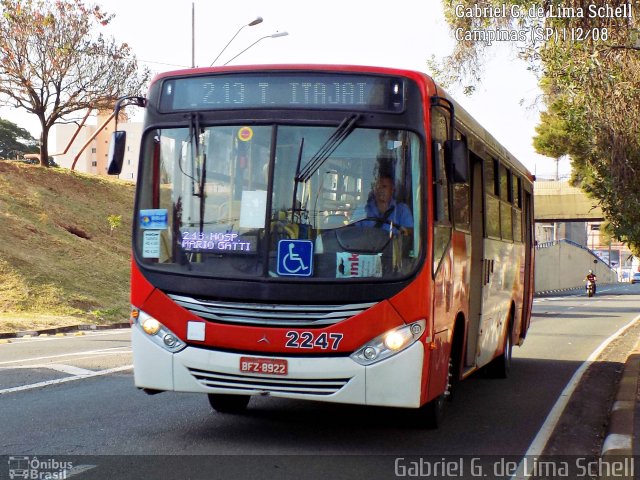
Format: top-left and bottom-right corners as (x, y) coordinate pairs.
(291, 137), (305, 222)
(188, 113), (208, 232)
(295, 113), (360, 183)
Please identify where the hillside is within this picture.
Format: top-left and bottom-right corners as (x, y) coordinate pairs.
(0, 161), (135, 333)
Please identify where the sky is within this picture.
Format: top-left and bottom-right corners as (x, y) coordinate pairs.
(0, 0), (569, 178)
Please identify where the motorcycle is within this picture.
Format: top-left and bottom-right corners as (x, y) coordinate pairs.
(586, 279), (596, 297)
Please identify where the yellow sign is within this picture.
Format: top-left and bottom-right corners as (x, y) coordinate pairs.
(238, 127), (253, 142)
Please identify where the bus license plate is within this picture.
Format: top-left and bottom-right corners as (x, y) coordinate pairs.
(240, 357), (288, 376)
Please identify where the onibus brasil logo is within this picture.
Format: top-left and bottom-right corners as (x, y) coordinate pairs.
(8, 456), (73, 480)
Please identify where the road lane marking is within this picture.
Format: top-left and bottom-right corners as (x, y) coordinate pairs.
(66, 465), (97, 478)
(0, 365), (133, 395)
(0, 363), (96, 376)
(511, 312), (640, 480)
(43, 364), (96, 376)
(0, 346), (131, 366)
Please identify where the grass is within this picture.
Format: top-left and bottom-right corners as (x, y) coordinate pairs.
(0, 161), (135, 333)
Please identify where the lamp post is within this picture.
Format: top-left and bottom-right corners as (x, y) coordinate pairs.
(191, 3), (195, 68)
(209, 16), (263, 66)
(223, 32), (289, 66)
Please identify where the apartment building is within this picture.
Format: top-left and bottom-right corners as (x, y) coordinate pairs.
(52, 112), (142, 182)
(586, 221), (639, 280)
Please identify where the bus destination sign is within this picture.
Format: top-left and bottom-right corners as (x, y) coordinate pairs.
(159, 73), (405, 113)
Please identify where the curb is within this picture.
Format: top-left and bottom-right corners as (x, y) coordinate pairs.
(601, 342), (640, 461)
(535, 287), (584, 296)
(535, 283), (618, 297)
(0, 322), (131, 340)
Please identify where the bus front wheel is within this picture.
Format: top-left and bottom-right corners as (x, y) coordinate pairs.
(419, 357), (453, 429)
(208, 393), (251, 413)
(420, 393), (446, 429)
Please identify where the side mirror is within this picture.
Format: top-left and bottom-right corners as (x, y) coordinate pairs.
(445, 139), (469, 184)
(107, 131), (127, 175)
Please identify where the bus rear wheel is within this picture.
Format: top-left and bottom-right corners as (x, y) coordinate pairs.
(486, 321), (513, 379)
(208, 394), (251, 413)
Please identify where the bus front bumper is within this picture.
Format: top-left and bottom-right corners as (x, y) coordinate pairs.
(132, 325), (424, 408)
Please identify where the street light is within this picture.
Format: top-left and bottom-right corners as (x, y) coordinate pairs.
(209, 16), (263, 66)
(223, 32), (289, 66)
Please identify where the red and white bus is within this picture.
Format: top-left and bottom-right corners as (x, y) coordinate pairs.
(109, 64), (534, 427)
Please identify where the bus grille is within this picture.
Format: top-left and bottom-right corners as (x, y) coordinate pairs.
(188, 368), (350, 396)
(168, 294), (376, 327)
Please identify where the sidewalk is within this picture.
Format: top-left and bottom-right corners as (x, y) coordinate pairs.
(601, 339), (640, 460)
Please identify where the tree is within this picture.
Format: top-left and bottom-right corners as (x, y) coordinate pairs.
(0, 0), (150, 167)
(106, 213), (121, 236)
(0, 117), (38, 158)
(435, 0), (640, 256)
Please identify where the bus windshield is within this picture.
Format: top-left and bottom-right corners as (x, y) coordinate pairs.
(135, 123), (423, 281)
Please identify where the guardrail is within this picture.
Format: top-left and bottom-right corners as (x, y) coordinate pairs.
(536, 238), (589, 251)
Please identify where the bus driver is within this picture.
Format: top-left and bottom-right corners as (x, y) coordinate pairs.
(356, 172), (413, 236)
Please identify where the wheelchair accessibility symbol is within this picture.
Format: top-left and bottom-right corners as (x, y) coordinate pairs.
(277, 240), (313, 277)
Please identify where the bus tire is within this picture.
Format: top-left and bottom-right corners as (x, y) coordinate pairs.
(208, 393), (251, 413)
(420, 393), (445, 429)
(486, 319), (513, 379)
(419, 356), (454, 429)
(448, 324), (464, 403)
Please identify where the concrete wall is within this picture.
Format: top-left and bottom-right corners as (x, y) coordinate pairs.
(534, 180), (604, 221)
(535, 240), (618, 292)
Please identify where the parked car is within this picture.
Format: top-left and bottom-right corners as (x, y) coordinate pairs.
(631, 272), (640, 284)
(22, 154), (58, 167)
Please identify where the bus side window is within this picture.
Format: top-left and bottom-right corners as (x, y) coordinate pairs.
(500, 165), (513, 241)
(485, 158), (501, 239)
(513, 176), (523, 242)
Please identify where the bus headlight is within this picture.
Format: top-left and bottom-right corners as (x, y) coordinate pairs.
(132, 308), (186, 353)
(350, 320), (426, 366)
(142, 318), (161, 335)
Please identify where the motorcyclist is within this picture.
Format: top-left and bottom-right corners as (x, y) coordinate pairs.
(585, 269), (597, 295)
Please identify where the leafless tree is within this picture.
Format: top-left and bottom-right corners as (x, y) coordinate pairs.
(0, 0), (150, 166)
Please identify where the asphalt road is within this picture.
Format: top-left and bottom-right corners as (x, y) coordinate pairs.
(1, 284), (639, 479)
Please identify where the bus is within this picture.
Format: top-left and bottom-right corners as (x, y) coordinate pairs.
(108, 64), (535, 428)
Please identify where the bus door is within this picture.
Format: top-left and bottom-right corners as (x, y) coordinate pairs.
(520, 189), (534, 338)
(473, 158), (515, 368)
(465, 153), (484, 369)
